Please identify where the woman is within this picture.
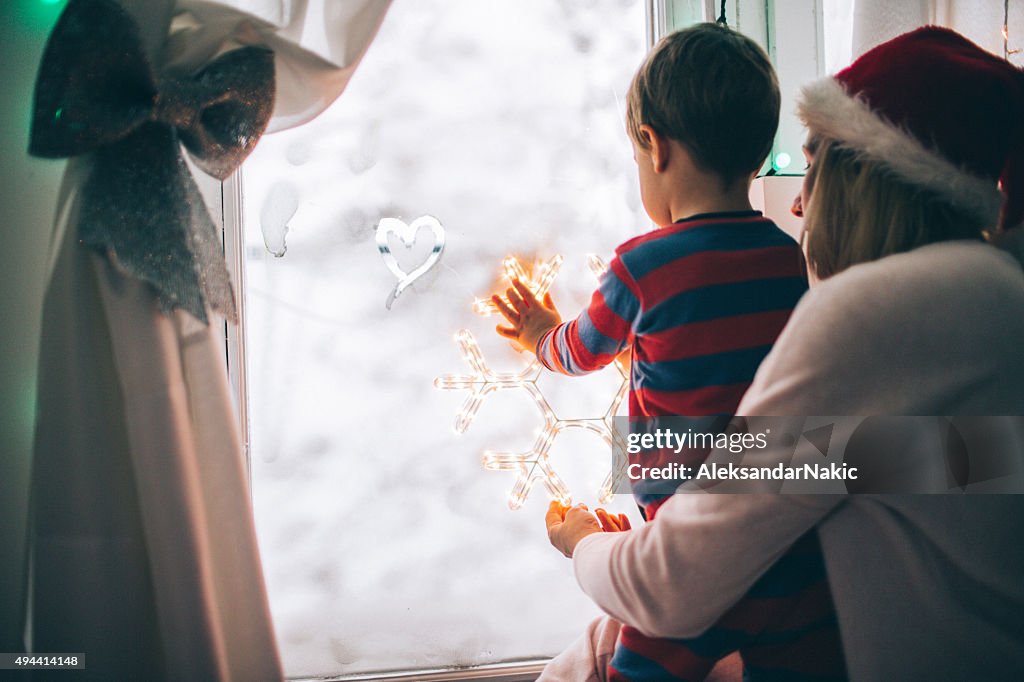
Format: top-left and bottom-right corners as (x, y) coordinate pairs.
(545, 27), (1024, 681)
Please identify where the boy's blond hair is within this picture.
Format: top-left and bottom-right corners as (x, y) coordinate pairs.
(626, 23), (779, 189)
(803, 138), (987, 279)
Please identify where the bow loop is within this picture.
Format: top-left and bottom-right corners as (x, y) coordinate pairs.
(29, 0), (156, 158)
(174, 46), (275, 180)
(28, 0), (276, 324)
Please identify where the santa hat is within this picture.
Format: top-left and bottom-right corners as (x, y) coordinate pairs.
(798, 26), (1024, 231)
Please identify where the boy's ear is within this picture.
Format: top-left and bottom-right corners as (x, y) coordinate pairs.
(640, 124), (669, 173)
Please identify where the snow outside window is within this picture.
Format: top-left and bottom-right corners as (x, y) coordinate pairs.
(240, 0), (648, 677)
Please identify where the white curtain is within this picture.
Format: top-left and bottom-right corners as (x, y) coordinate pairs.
(28, 1), (391, 680)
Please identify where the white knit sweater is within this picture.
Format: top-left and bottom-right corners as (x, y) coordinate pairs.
(573, 240), (1024, 681)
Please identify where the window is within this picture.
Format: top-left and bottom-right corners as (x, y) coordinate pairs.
(218, 1), (1020, 678)
(236, 0), (647, 677)
(224, 1), (903, 677)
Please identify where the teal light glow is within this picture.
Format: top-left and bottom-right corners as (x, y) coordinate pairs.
(773, 152), (792, 171)
(13, 0), (67, 32)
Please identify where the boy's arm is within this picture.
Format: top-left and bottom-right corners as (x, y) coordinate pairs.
(495, 256), (641, 376)
(539, 255), (641, 375)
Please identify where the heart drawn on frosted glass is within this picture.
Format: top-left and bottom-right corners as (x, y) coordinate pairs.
(375, 215), (446, 309)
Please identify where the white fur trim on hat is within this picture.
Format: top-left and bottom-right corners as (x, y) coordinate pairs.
(798, 78), (1003, 226)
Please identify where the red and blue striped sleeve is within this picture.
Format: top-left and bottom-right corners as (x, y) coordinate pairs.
(536, 255), (641, 375)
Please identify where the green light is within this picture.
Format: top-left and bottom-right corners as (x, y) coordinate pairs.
(13, 0), (67, 32)
(773, 152), (792, 171)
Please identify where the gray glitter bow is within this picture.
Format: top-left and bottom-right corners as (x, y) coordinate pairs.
(29, 0), (276, 324)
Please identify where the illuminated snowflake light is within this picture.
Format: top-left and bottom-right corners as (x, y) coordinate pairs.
(472, 254), (564, 317)
(435, 254), (631, 510)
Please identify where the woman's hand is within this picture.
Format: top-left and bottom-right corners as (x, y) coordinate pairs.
(493, 279), (561, 354)
(545, 501), (629, 558)
(595, 507), (632, 533)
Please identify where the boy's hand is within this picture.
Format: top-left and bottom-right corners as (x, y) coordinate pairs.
(493, 279), (561, 354)
(545, 501), (602, 558)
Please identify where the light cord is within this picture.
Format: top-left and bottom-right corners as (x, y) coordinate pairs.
(1005, 0), (1021, 60)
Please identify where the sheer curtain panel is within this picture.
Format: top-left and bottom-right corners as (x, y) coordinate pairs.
(26, 1), (390, 680)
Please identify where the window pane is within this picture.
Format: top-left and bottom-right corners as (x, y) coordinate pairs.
(242, 0), (646, 676)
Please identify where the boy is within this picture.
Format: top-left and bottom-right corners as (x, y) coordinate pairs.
(495, 24), (845, 682)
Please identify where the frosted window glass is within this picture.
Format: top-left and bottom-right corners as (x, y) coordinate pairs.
(241, 0), (647, 676)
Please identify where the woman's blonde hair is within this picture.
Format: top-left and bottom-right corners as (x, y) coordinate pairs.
(803, 138), (988, 280)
